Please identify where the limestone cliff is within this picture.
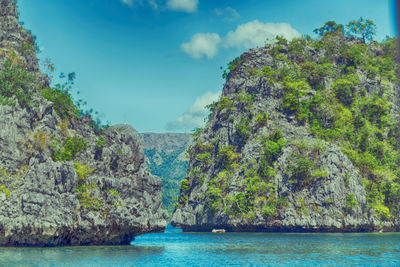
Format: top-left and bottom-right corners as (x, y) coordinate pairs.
(172, 24), (400, 232)
(0, 0), (166, 246)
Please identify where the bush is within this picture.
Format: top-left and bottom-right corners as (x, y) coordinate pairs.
(261, 129), (286, 165)
(287, 153), (315, 187)
(254, 113), (269, 128)
(332, 75), (359, 106)
(217, 97), (234, 112)
(235, 117), (251, 146)
(41, 86), (79, 119)
(237, 90), (254, 110)
(0, 55), (35, 107)
(222, 56), (246, 80)
(53, 136), (87, 161)
(180, 179), (190, 192)
(282, 79), (311, 114)
(73, 162), (94, 181)
(217, 146), (241, 170)
(74, 162), (102, 211)
(345, 193), (359, 212)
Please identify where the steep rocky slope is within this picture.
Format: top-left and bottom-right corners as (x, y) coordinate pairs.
(139, 133), (191, 215)
(0, 0), (166, 246)
(172, 22), (400, 232)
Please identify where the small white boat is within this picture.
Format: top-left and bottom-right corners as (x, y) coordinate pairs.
(212, 229), (226, 233)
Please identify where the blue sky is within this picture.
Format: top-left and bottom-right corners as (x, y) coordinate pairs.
(18, 0), (396, 133)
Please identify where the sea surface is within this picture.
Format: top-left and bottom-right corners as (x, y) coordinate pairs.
(0, 225), (399, 266)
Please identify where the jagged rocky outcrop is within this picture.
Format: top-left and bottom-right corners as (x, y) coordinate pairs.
(0, 0), (166, 246)
(139, 133), (191, 215)
(172, 30), (400, 232)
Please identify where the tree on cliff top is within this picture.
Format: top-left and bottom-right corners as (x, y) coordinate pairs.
(313, 21), (344, 37)
(346, 17), (376, 43)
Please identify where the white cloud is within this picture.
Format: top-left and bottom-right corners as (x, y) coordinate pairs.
(215, 7), (240, 22)
(181, 20), (301, 60)
(121, 0), (160, 9)
(225, 20), (301, 49)
(121, 0), (134, 7)
(167, 0), (198, 13)
(181, 33), (221, 60)
(148, 0), (158, 9)
(166, 91), (221, 131)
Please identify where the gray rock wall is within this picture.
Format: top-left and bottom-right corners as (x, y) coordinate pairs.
(0, 0), (166, 246)
(172, 36), (400, 232)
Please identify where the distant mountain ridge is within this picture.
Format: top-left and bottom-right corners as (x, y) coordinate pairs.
(139, 133), (192, 215)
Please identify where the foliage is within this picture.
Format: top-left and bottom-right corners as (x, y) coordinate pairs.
(346, 17), (376, 42)
(217, 145), (241, 170)
(0, 51), (36, 107)
(96, 136), (106, 149)
(73, 162), (94, 181)
(144, 146), (189, 215)
(180, 178), (190, 192)
(282, 79), (311, 121)
(235, 117), (252, 146)
(52, 136), (87, 161)
(217, 97), (234, 113)
(287, 154), (314, 185)
(260, 129), (286, 165)
(345, 193), (359, 212)
(313, 21), (344, 37)
(0, 184), (10, 197)
(41, 86), (79, 119)
(222, 56), (246, 80)
(237, 90), (254, 111)
(254, 113), (269, 128)
(189, 18), (400, 221)
(332, 75), (359, 106)
(74, 162), (101, 211)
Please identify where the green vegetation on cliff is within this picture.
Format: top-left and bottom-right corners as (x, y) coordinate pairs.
(177, 18), (400, 225)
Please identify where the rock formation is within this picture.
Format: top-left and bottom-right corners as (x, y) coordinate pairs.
(0, 0), (166, 246)
(172, 25), (400, 232)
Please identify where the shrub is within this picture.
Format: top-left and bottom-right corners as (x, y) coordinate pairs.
(237, 90), (254, 110)
(96, 136), (106, 150)
(287, 153), (315, 187)
(217, 97), (234, 112)
(235, 117), (251, 146)
(260, 128), (286, 166)
(222, 56), (246, 80)
(196, 152), (212, 165)
(332, 75), (359, 106)
(217, 145), (241, 170)
(73, 162), (94, 181)
(0, 184), (10, 197)
(345, 193), (359, 212)
(41, 86), (79, 119)
(254, 113), (269, 128)
(206, 185), (222, 214)
(0, 55), (35, 107)
(180, 179), (190, 192)
(53, 136), (87, 161)
(74, 162), (102, 211)
(282, 79), (311, 114)
(262, 201), (277, 216)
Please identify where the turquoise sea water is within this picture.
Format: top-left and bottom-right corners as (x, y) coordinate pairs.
(0, 226), (399, 266)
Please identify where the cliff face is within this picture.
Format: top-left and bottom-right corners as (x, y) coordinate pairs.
(139, 133), (191, 215)
(172, 30), (400, 232)
(0, 0), (166, 246)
